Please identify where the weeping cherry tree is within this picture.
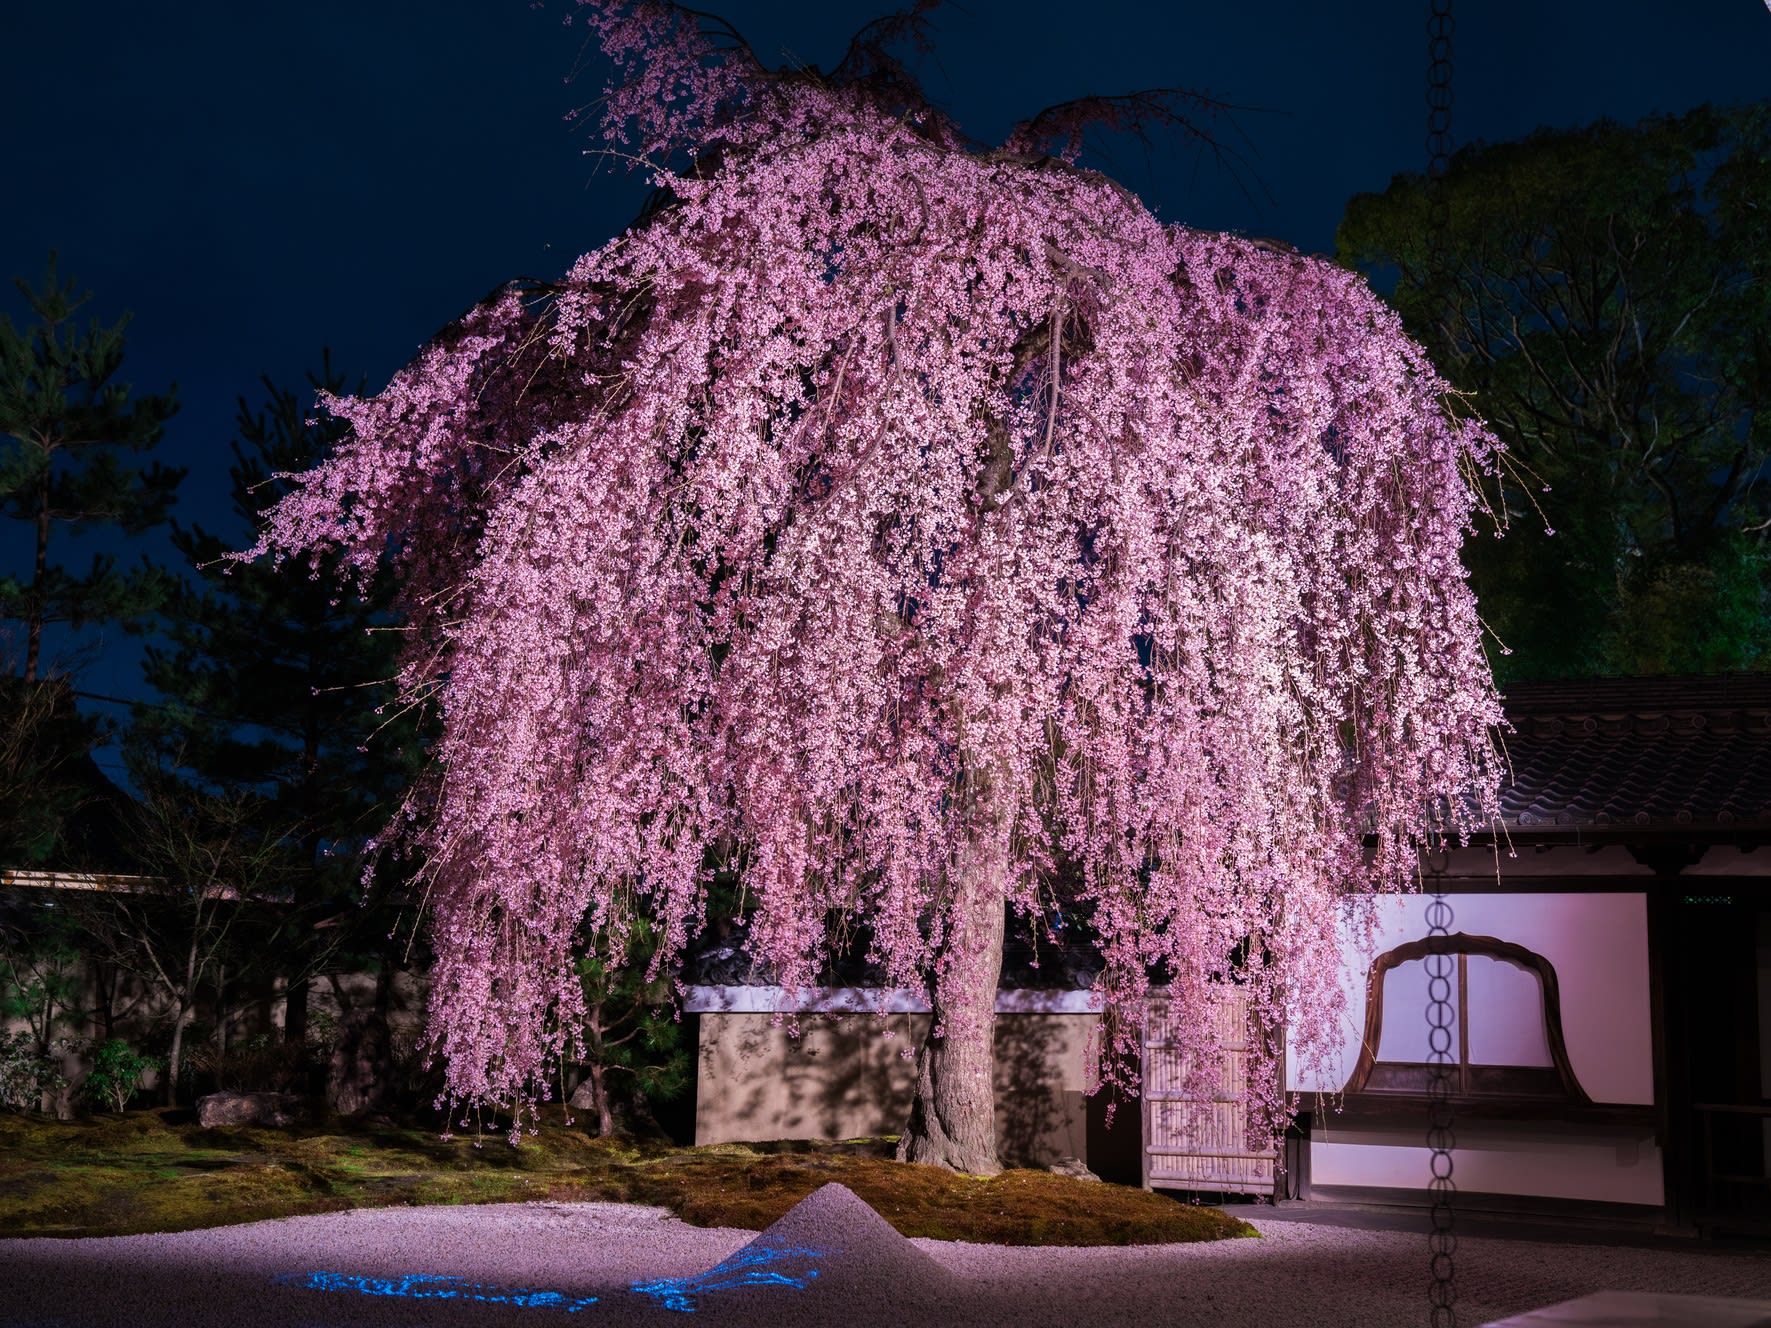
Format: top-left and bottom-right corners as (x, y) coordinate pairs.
(247, 0), (1503, 1171)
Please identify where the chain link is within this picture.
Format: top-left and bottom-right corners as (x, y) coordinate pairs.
(1425, 0), (1457, 311)
(1424, 10), (1458, 1321)
(1425, 894), (1458, 1326)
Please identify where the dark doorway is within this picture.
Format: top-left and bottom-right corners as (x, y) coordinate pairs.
(1659, 887), (1770, 1232)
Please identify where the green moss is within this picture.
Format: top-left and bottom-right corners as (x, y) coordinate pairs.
(0, 1109), (1256, 1245)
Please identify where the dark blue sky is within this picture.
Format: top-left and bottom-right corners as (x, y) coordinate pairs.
(4, 0), (1770, 740)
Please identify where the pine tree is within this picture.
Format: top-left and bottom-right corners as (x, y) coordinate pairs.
(138, 356), (416, 1044)
(0, 254), (181, 683)
(0, 674), (108, 867)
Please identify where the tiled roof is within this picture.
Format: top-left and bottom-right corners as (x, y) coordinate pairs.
(1496, 674), (1771, 834)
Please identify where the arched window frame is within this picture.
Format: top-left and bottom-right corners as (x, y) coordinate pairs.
(1342, 932), (1592, 1106)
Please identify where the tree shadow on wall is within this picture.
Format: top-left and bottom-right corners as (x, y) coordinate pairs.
(994, 1014), (1064, 1167)
(720, 1020), (784, 1135)
(811, 1011), (920, 1139)
(710, 1010), (1086, 1166)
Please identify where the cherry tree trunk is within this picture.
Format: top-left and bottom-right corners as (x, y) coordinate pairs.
(896, 850), (1006, 1174)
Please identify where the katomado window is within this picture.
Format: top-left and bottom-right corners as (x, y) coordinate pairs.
(1342, 934), (1592, 1106)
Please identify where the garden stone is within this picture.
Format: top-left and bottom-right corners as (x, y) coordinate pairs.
(1047, 1155), (1100, 1182)
(326, 1009), (393, 1117)
(197, 1090), (309, 1128)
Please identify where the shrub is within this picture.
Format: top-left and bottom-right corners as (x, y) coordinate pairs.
(182, 1033), (312, 1094)
(0, 1031), (74, 1113)
(83, 1039), (161, 1113)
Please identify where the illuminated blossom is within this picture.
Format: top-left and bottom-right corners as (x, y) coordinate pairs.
(248, 0), (1501, 1151)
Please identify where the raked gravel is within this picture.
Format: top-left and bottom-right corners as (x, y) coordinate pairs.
(2, 1187), (1768, 1328)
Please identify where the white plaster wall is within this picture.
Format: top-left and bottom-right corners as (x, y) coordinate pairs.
(1309, 1121), (1664, 1206)
(695, 1011), (1095, 1167)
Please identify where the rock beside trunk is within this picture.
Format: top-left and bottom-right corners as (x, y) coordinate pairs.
(197, 1091), (311, 1128)
(1048, 1156), (1101, 1182)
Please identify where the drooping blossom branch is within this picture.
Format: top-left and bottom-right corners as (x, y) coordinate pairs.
(246, 0), (1502, 1142)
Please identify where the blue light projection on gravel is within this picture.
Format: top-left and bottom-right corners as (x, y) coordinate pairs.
(276, 1270), (600, 1312)
(630, 1244), (824, 1312)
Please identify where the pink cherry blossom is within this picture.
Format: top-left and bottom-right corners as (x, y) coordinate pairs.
(245, 1), (1502, 1147)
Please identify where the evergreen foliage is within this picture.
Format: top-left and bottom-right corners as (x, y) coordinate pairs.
(137, 358), (418, 1041)
(0, 675), (103, 866)
(1337, 103), (1771, 681)
(81, 1038), (160, 1113)
(0, 902), (83, 1062)
(0, 254), (181, 683)
(0, 257), (180, 866)
(567, 914), (689, 1137)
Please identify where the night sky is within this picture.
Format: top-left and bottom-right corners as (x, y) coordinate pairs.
(4, 0), (1770, 749)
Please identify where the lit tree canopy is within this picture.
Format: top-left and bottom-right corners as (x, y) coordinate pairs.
(249, 1), (1502, 1164)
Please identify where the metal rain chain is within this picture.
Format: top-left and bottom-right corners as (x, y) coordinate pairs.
(1424, 2), (1459, 1324)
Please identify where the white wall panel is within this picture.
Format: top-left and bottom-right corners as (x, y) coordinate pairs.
(1287, 891), (1657, 1206)
(1467, 954), (1554, 1068)
(1310, 1126), (1664, 1206)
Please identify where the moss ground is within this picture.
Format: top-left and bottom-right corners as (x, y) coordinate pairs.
(0, 1107), (1257, 1245)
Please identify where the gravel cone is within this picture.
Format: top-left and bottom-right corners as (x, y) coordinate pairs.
(629, 1182), (959, 1319)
